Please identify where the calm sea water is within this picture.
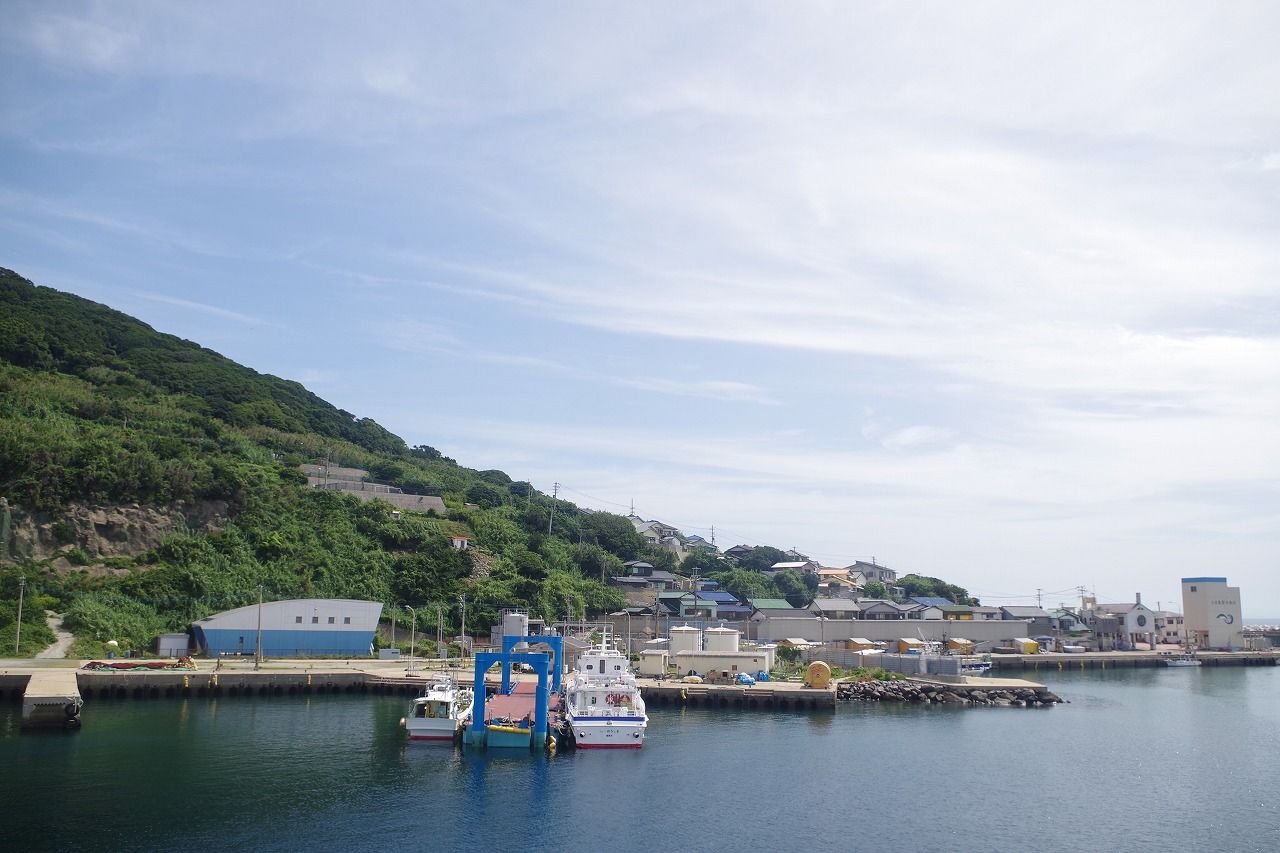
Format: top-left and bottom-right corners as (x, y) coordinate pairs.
(4, 667), (1280, 852)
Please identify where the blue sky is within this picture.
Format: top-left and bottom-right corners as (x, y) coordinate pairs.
(3, 2), (1279, 614)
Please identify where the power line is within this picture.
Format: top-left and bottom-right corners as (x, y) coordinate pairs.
(556, 485), (632, 511)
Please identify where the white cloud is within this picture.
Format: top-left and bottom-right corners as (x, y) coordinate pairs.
(616, 378), (779, 406)
(25, 13), (139, 71)
(7, 2), (1280, 608)
(132, 292), (271, 327)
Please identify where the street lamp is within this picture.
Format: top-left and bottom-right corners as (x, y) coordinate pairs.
(404, 605), (416, 676)
(15, 576), (25, 655)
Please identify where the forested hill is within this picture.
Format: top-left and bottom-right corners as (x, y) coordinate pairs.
(0, 268), (648, 657)
(0, 268), (404, 455)
(0, 269), (976, 659)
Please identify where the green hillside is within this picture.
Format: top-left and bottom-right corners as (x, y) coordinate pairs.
(0, 268), (641, 656)
(0, 268), (976, 658)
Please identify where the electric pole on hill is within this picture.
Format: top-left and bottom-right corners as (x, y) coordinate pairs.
(547, 482), (559, 534)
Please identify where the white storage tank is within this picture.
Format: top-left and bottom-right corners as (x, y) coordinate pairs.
(502, 612), (530, 642)
(669, 625), (703, 655)
(703, 626), (740, 653)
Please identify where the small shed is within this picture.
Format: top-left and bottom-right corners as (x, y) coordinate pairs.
(1009, 637), (1040, 654)
(844, 637), (877, 652)
(897, 637), (926, 654)
(157, 633), (190, 658)
(946, 638), (975, 654)
(639, 649), (670, 677)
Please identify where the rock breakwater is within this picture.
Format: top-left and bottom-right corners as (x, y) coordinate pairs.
(837, 679), (1063, 707)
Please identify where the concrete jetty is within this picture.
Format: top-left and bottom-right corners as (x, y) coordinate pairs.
(21, 670), (82, 728)
(638, 677), (837, 711)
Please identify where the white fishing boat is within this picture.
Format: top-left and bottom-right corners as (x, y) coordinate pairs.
(1165, 653), (1202, 667)
(564, 638), (647, 749)
(959, 657), (992, 675)
(401, 676), (474, 742)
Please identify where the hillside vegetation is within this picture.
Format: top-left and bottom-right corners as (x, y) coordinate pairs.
(0, 268), (645, 655)
(0, 268), (976, 658)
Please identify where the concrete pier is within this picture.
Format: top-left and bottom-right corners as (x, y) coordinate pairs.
(638, 678), (837, 711)
(21, 670), (82, 728)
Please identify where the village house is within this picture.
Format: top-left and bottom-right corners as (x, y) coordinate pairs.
(1153, 611), (1186, 645)
(808, 598), (862, 620)
(768, 560), (822, 575)
(999, 606), (1055, 635)
(1091, 595), (1158, 648)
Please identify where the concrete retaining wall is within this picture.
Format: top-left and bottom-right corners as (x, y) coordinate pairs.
(758, 618), (1031, 646)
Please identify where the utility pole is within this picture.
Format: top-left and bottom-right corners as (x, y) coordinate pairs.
(404, 605), (416, 675)
(458, 596), (467, 659)
(436, 604), (444, 658)
(710, 525), (716, 548)
(15, 576), (25, 655)
(391, 604), (397, 648)
(1036, 588), (1042, 609)
(254, 585), (264, 671)
(547, 482), (559, 534)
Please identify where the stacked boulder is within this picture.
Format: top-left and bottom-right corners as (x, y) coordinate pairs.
(836, 680), (1063, 707)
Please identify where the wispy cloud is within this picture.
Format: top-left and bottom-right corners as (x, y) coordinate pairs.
(372, 318), (780, 406)
(616, 378), (779, 406)
(132, 291), (273, 327)
(24, 13), (139, 71)
(5, 2), (1280, 609)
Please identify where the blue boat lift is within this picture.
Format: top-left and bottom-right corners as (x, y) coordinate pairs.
(465, 634), (564, 750)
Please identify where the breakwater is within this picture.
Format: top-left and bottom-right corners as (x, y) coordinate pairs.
(838, 678), (1063, 706)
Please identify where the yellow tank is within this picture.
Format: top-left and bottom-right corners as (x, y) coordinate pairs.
(804, 661), (831, 689)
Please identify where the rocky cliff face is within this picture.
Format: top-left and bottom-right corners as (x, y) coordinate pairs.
(0, 499), (229, 567)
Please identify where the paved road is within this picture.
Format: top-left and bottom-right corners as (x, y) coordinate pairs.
(36, 611), (76, 660)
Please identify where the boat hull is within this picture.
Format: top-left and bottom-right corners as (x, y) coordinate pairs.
(568, 719), (646, 749)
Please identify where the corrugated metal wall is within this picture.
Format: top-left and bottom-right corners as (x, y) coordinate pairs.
(193, 628), (375, 657)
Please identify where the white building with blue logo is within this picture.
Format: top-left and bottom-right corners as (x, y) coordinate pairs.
(1181, 578), (1243, 651)
(191, 599), (383, 657)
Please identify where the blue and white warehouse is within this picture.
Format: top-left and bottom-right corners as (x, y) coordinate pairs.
(191, 599), (383, 657)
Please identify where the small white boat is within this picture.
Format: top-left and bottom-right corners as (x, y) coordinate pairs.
(1166, 653), (1202, 667)
(959, 657), (992, 675)
(402, 677), (474, 742)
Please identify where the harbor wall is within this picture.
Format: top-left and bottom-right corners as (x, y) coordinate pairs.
(757, 618), (1031, 646)
(990, 651), (1277, 671)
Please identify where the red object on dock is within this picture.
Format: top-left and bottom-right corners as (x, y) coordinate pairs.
(483, 681), (562, 726)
